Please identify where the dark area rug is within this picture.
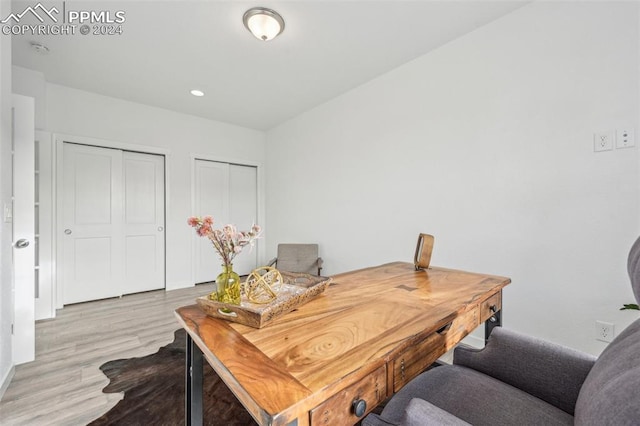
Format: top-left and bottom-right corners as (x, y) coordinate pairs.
(90, 329), (257, 426)
(91, 328), (390, 425)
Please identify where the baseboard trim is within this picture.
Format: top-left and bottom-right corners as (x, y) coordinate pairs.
(0, 365), (15, 401)
(166, 281), (194, 291)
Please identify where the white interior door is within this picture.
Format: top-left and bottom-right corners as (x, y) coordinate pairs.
(194, 160), (229, 283)
(193, 160), (258, 282)
(12, 94), (35, 364)
(229, 164), (258, 275)
(62, 143), (123, 304)
(123, 152), (165, 294)
(61, 144), (166, 304)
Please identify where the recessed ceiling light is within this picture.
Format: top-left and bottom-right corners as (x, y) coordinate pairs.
(30, 42), (49, 55)
(243, 7), (285, 41)
(190, 89), (204, 97)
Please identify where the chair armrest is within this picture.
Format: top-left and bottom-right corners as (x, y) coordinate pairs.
(363, 399), (471, 426)
(317, 257), (324, 275)
(362, 413), (398, 426)
(453, 327), (596, 415)
(401, 398), (471, 426)
(267, 257), (276, 267)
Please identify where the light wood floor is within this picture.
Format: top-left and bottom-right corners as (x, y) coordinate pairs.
(0, 283), (215, 426)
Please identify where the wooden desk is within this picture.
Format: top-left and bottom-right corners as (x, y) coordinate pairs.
(175, 262), (510, 426)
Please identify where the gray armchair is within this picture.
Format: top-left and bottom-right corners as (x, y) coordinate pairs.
(268, 243), (323, 276)
(365, 235), (640, 426)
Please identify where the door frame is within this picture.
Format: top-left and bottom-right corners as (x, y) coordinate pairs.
(35, 130), (54, 320)
(54, 133), (170, 309)
(190, 154), (265, 284)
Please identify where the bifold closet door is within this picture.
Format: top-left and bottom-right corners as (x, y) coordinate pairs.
(194, 160), (258, 282)
(229, 164), (258, 276)
(62, 144), (123, 304)
(62, 144), (165, 304)
(123, 152), (165, 294)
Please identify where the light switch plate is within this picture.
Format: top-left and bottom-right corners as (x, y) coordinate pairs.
(3, 202), (12, 223)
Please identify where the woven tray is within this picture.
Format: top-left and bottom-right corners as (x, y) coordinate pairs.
(196, 271), (331, 328)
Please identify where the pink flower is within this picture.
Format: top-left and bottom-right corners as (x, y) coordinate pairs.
(188, 215), (260, 263)
(223, 224), (235, 235)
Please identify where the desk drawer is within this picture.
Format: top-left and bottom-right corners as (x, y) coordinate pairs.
(310, 365), (386, 425)
(480, 291), (502, 324)
(393, 308), (479, 392)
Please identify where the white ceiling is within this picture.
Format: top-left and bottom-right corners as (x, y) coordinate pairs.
(10, 1), (529, 130)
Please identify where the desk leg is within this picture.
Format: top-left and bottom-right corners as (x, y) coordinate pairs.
(484, 308), (502, 343)
(186, 333), (203, 426)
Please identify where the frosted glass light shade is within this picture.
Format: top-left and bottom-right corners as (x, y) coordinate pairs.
(243, 7), (285, 41)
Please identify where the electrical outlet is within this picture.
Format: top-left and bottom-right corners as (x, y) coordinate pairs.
(616, 128), (635, 148)
(594, 132), (614, 152)
(595, 320), (615, 343)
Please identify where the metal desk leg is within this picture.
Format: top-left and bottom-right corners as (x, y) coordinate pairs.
(186, 333), (203, 426)
(484, 307), (502, 343)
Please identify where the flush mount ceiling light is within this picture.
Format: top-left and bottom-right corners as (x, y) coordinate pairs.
(190, 89), (205, 97)
(243, 7), (285, 41)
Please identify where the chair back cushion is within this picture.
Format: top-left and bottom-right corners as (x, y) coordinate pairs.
(575, 237), (640, 424)
(277, 244), (319, 274)
(574, 318), (640, 424)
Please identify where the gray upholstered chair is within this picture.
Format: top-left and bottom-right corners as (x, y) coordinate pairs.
(364, 236), (640, 426)
(268, 243), (324, 275)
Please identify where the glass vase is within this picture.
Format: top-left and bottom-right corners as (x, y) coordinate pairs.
(215, 263), (241, 306)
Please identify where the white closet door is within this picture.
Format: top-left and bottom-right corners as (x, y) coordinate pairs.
(193, 160), (259, 282)
(123, 152), (165, 294)
(194, 160), (229, 283)
(62, 143), (123, 304)
(229, 164), (258, 276)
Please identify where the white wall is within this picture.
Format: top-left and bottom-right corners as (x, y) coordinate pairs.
(12, 66), (46, 130)
(0, 0), (13, 397)
(43, 82), (266, 292)
(266, 1), (640, 355)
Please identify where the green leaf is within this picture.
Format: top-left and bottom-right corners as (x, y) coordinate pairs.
(620, 303), (640, 311)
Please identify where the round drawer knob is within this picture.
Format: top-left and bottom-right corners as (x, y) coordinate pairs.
(352, 399), (367, 418)
(489, 304), (497, 313)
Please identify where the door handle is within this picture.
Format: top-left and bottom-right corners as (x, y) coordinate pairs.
(158, 226), (164, 232)
(64, 229), (72, 235)
(15, 239), (29, 249)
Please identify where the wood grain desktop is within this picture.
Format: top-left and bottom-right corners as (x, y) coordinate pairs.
(176, 262), (511, 426)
